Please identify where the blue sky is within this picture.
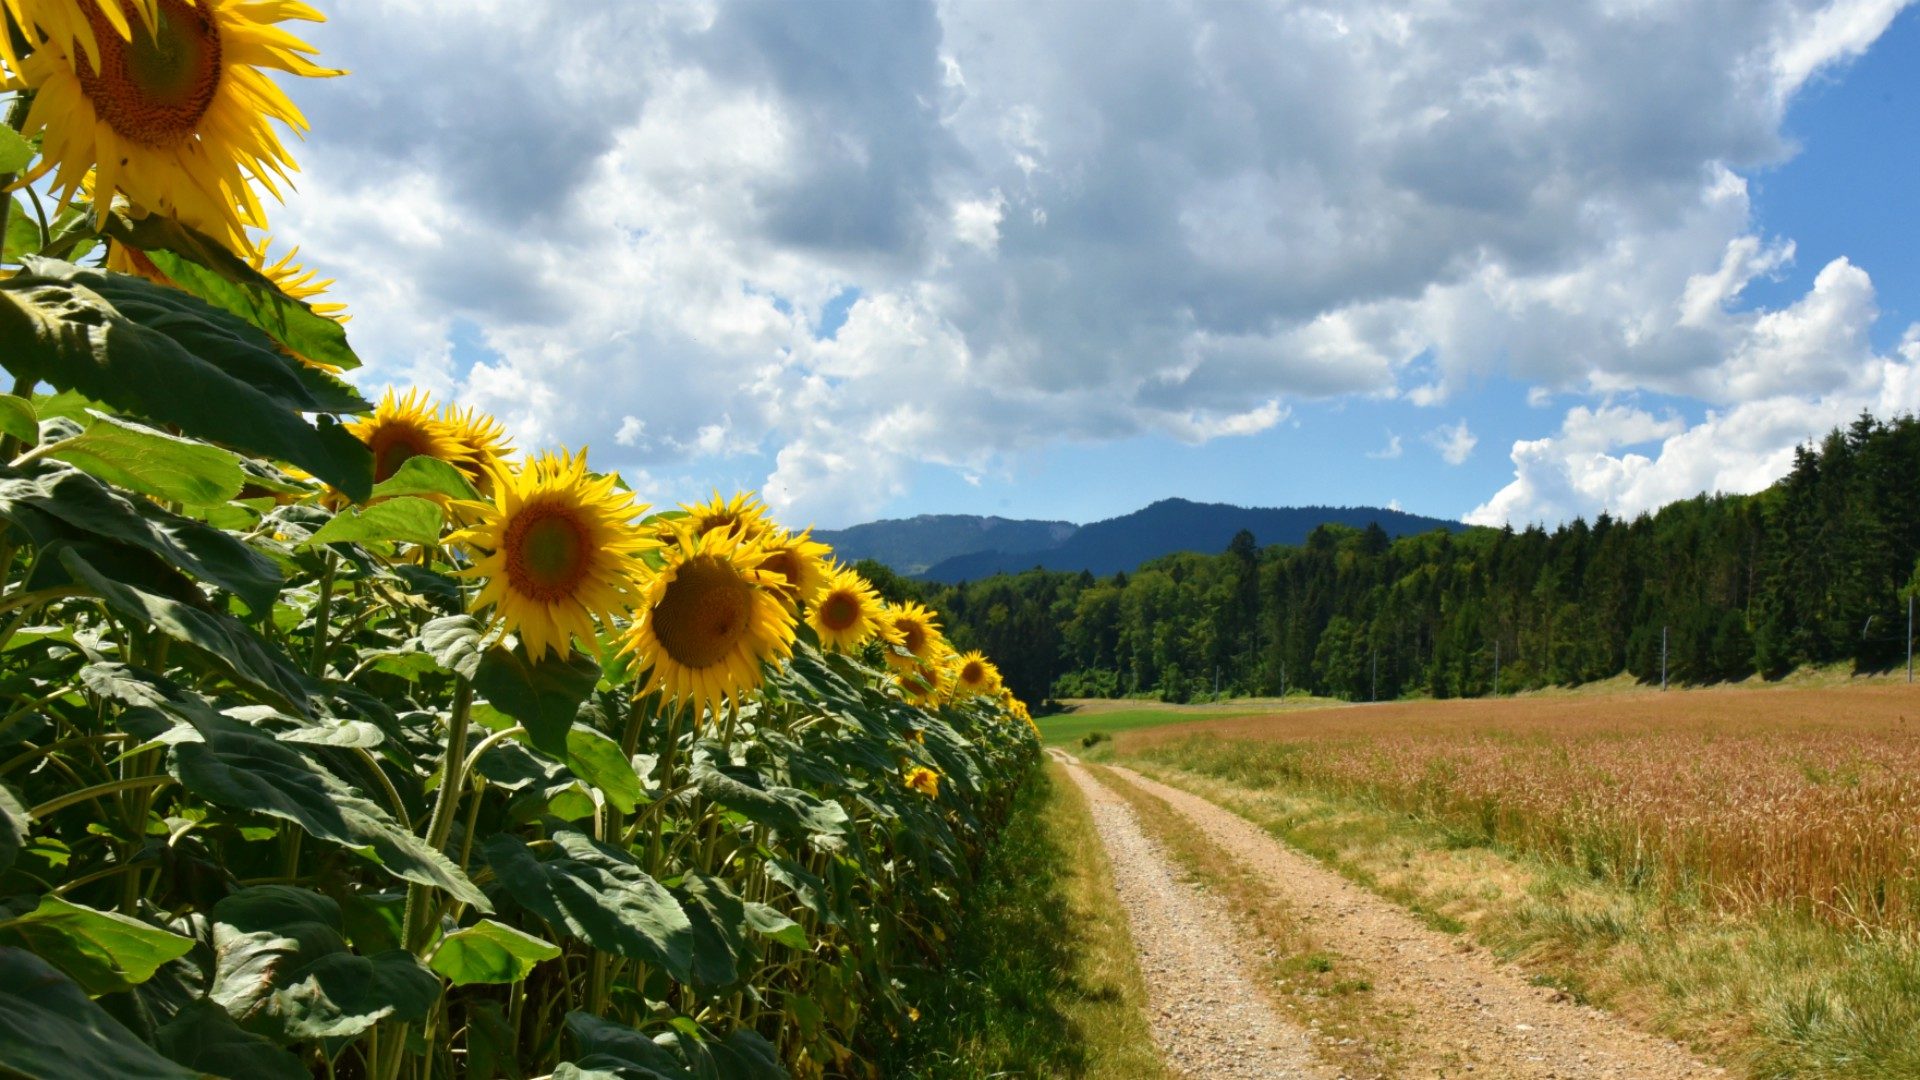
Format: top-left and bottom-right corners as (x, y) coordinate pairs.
(278, 1), (1920, 530)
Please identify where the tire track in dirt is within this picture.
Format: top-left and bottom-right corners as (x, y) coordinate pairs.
(1051, 750), (1335, 1079)
(1100, 760), (1724, 1079)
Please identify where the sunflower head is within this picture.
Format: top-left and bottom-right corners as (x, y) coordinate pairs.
(16, 0), (342, 252)
(903, 766), (940, 799)
(808, 565), (893, 654)
(953, 650), (1002, 697)
(757, 529), (831, 608)
(882, 601), (943, 672)
(254, 240), (348, 324)
(679, 490), (772, 542)
(347, 388), (476, 486)
(898, 651), (953, 708)
(441, 404), (516, 495)
(448, 448), (654, 660)
(621, 527), (796, 720)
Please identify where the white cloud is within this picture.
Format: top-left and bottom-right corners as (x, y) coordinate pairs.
(1366, 432), (1403, 460)
(1428, 419), (1478, 466)
(273, 0), (1914, 523)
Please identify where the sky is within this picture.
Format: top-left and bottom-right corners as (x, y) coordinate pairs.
(273, 0), (1920, 531)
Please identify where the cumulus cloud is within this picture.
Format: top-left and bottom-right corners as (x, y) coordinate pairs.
(1366, 432), (1404, 460)
(275, 0), (1913, 523)
(1428, 420), (1478, 466)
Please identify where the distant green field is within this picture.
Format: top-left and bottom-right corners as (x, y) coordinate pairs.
(1037, 707), (1262, 746)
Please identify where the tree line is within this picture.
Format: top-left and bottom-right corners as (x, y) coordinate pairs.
(859, 412), (1920, 705)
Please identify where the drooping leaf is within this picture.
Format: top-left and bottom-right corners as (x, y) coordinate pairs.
(0, 465), (282, 613)
(0, 261), (374, 500)
(0, 895), (194, 995)
(0, 783), (26, 875)
(210, 886), (440, 1042)
(304, 497), (445, 548)
(427, 918), (560, 986)
(48, 412), (246, 506)
(372, 455), (481, 502)
(0, 393), (36, 443)
(83, 664), (489, 909)
(561, 1013), (785, 1080)
(742, 902), (806, 951)
(670, 872), (753, 992)
(0, 127), (34, 173)
(1, 197), (38, 263)
(483, 830), (692, 980)
(0, 948), (201, 1080)
(475, 643), (602, 757)
(566, 725), (643, 814)
(63, 550), (311, 712)
(421, 615), (485, 680)
(692, 762), (850, 843)
(104, 211), (362, 373)
(154, 999), (309, 1080)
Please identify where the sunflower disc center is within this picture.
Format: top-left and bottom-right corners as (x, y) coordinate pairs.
(818, 593), (860, 632)
(961, 661), (986, 685)
(369, 426), (433, 483)
(78, 0), (223, 147)
(762, 552), (798, 587)
(504, 505), (590, 602)
(898, 620), (927, 655)
(654, 556), (752, 670)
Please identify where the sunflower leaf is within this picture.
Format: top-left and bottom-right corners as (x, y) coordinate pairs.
(483, 830), (693, 980)
(475, 644), (602, 758)
(305, 497), (446, 548)
(372, 455), (481, 502)
(0, 895), (195, 996)
(0, 949), (201, 1080)
(48, 412), (247, 506)
(0, 261), (374, 501)
(102, 210), (362, 372)
(0, 128), (32, 174)
(427, 919), (561, 986)
(0, 394), (34, 444)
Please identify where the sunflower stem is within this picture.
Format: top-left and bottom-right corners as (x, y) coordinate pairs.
(308, 552), (337, 676)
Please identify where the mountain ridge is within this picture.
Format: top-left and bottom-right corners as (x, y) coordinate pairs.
(818, 497), (1463, 581)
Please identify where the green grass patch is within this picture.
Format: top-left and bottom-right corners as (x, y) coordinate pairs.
(886, 762), (1169, 1079)
(1037, 706), (1259, 746)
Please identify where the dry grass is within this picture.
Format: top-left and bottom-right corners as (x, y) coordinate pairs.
(1120, 685), (1920, 931)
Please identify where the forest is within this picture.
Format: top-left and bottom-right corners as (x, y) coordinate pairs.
(862, 412), (1920, 704)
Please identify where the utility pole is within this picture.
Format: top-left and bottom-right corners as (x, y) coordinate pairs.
(1371, 650), (1378, 703)
(1661, 625), (1668, 691)
(1493, 639), (1500, 696)
(1908, 594), (1913, 684)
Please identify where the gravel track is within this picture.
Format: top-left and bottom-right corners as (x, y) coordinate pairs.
(1053, 751), (1335, 1079)
(1099, 760), (1725, 1079)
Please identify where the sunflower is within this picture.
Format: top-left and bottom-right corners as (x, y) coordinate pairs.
(621, 526), (795, 719)
(441, 403), (515, 494)
(15, 0), (342, 253)
(678, 490), (771, 542)
(903, 766), (940, 799)
(953, 650), (1001, 697)
(253, 240), (346, 321)
(448, 449), (653, 661)
(881, 600), (943, 672)
(808, 565), (892, 653)
(1, 0), (158, 79)
(757, 528), (830, 608)
(898, 651), (952, 708)
(347, 388), (476, 486)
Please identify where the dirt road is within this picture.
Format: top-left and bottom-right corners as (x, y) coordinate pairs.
(1053, 751), (1723, 1078)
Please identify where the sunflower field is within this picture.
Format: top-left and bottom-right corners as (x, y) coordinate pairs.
(0, 4), (1037, 1078)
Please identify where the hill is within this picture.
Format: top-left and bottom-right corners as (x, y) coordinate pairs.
(919, 498), (1462, 582)
(815, 514), (1077, 576)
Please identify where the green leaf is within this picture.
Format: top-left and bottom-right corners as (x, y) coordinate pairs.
(0, 948), (201, 1080)
(0, 127), (33, 173)
(372, 454), (481, 502)
(105, 211), (362, 373)
(0, 261), (374, 500)
(0, 465), (283, 613)
(475, 644), (602, 758)
(483, 830), (692, 981)
(693, 762), (850, 842)
(210, 886), (440, 1042)
(0, 783), (26, 876)
(0, 198), (36, 263)
(562, 1013), (784, 1080)
(305, 497), (445, 548)
(427, 919), (560, 986)
(0, 895), (194, 996)
(671, 872), (753, 992)
(420, 615), (485, 680)
(47, 412), (246, 506)
(63, 550), (312, 712)
(566, 725), (643, 814)
(154, 999), (308, 1080)
(743, 902), (806, 950)
(83, 664), (489, 910)
(0, 394), (34, 443)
